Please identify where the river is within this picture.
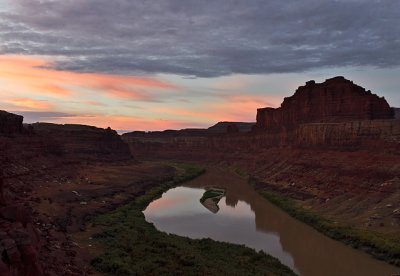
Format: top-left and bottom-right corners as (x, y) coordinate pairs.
(143, 168), (400, 276)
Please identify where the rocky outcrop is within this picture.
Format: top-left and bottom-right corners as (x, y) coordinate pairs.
(0, 204), (44, 276)
(0, 111), (135, 275)
(0, 111), (23, 134)
(254, 77), (394, 131)
(32, 123), (132, 161)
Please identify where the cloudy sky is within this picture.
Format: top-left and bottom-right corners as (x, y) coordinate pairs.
(0, 0), (399, 131)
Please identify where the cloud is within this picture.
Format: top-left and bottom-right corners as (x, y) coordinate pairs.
(0, 55), (174, 100)
(49, 114), (205, 131)
(5, 98), (53, 110)
(12, 111), (77, 123)
(152, 94), (278, 123)
(0, 0), (399, 77)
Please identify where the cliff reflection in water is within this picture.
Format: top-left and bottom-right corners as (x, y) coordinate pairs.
(199, 188), (225, 214)
(144, 168), (400, 276)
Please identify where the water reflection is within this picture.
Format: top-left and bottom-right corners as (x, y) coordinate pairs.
(144, 168), (400, 276)
(199, 188), (225, 213)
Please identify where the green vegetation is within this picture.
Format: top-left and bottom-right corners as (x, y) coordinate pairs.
(90, 163), (295, 275)
(260, 190), (400, 266)
(234, 168), (249, 179)
(200, 189), (225, 203)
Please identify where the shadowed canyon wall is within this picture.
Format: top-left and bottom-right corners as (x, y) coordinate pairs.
(0, 112), (132, 275)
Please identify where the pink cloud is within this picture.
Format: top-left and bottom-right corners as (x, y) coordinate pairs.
(4, 98), (53, 110)
(51, 114), (197, 131)
(0, 55), (174, 100)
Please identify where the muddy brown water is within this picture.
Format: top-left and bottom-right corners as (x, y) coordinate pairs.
(143, 168), (400, 276)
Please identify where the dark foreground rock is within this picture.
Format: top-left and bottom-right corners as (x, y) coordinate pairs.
(0, 111), (23, 134)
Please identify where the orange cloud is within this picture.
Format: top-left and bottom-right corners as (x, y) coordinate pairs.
(209, 95), (281, 121)
(5, 98), (53, 110)
(0, 55), (280, 131)
(0, 55), (174, 100)
(56, 114), (196, 131)
(152, 95), (281, 123)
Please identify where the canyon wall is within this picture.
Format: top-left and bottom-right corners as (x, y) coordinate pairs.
(124, 119), (400, 159)
(122, 78), (400, 232)
(254, 76), (394, 131)
(0, 111), (133, 275)
(32, 123), (132, 161)
(123, 77), (399, 158)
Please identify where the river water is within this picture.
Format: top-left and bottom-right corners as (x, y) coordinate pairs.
(143, 168), (400, 276)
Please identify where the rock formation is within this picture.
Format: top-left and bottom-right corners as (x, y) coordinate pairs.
(254, 77), (394, 131)
(226, 124), (239, 134)
(207, 122), (254, 133)
(0, 111), (134, 275)
(0, 111), (23, 134)
(32, 123), (132, 161)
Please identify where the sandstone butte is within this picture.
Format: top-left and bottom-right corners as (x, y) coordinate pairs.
(253, 76), (394, 132)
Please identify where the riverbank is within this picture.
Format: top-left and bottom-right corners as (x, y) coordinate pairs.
(258, 190), (400, 266)
(84, 163), (296, 275)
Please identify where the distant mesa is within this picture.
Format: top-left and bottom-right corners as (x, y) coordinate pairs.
(122, 121), (255, 139)
(254, 76), (395, 132)
(0, 111), (132, 161)
(31, 122), (132, 161)
(0, 110), (23, 134)
(207, 122), (255, 134)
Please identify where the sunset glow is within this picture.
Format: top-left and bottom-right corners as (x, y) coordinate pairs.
(0, 55), (284, 130)
(1, 0), (399, 131)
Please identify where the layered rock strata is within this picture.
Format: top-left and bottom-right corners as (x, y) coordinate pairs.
(32, 123), (132, 161)
(254, 76), (394, 131)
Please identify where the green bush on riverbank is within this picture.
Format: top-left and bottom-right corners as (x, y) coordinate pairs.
(89, 163), (296, 275)
(260, 191), (400, 266)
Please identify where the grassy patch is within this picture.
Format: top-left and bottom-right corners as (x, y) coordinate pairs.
(260, 190), (400, 266)
(200, 189), (224, 203)
(89, 164), (295, 275)
(234, 168), (249, 179)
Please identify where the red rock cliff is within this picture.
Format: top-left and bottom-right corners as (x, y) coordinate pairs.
(254, 76), (394, 131)
(31, 123), (132, 161)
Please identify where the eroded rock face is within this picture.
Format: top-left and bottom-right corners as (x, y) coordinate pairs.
(0, 111), (23, 134)
(32, 123), (132, 161)
(226, 124), (239, 134)
(254, 77), (394, 131)
(0, 226), (43, 276)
